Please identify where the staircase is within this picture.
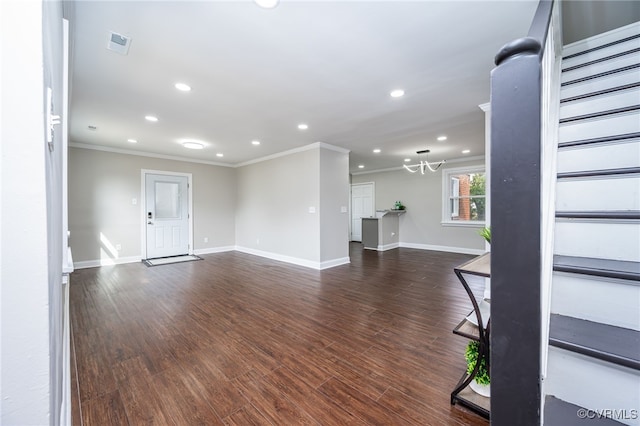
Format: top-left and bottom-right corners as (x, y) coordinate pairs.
(543, 22), (640, 426)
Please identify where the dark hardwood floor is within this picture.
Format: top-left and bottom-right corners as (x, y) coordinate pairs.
(70, 243), (490, 425)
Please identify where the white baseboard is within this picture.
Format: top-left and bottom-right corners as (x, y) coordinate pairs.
(193, 246), (235, 256)
(319, 257), (350, 270)
(377, 243), (399, 251)
(235, 246), (323, 270)
(73, 255), (141, 269)
(399, 242), (484, 256)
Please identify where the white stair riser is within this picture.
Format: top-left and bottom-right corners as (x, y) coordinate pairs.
(562, 54), (639, 84)
(556, 176), (640, 211)
(551, 272), (640, 331)
(559, 112), (640, 143)
(560, 87), (640, 119)
(554, 220), (640, 262)
(563, 22), (640, 58)
(557, 140), (640, 173)
(545, 347), (640, 426)
(563, 37), (640, 70)
(562, 69), (640, 99)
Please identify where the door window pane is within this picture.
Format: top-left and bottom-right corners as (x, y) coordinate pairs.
(155, 181), (180, 219)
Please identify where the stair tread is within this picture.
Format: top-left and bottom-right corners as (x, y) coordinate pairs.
(557, 167), (640, 179)
(556, 210), (640, 220)
(558, 132), (640, 148)
(549, 314), (640, 370)
(562, 47), (640, 73)
(544, 396), (624, 425)
(561, 82), (640, 104)
(563, 33), (640, 60)
(554, 255), (640, 282)
(562, 63), (640, 87)
(560, 105), (640, 124)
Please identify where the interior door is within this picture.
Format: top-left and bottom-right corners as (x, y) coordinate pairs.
(351, 183), (374, 242)
(145, 173), (189, 259)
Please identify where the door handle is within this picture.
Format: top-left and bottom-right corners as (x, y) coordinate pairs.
(147, 221), (153, 225)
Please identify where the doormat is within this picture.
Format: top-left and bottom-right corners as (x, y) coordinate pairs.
(143, 255), (203, 267)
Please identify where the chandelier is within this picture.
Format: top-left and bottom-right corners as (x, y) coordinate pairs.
(403, 149), (445, 174)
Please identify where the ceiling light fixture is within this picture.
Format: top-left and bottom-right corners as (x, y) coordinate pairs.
(437, 135), (447, 141)
(403, 149), (445, 174)
(358, 165), (365, 169)
(174, 82), (191, 92)
(252, 140), (261, 145)
(373, 149), (381, 153)
(462, 149), (471, 154)
(145, 115), (158, 122)
(298, 123), (308, 130)
(182, 141), (204, 150)
(390, 89), (405, 98)
(404, 158), (411, 162)
(255, 0), (279, 9)
(216, 153), (224, 157)
(127, 139), (137, 143)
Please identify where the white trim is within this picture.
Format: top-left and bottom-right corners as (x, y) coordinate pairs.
(479, 102), (490, 112)
(73, 255), (142, 269)
(351, 155), (485, 175)
(562, 21), (640, 56)
(317, 142), (350, 154)
(141, 169), (193, 260)
(235, 246), (331, 270)
(399, 242), (485, 256)
(441, 164), (486, 226)
(193, 246), (235, 255)
(350, 182), (375, 242)
(70, 142), (231, 167)
(319, 257), (351, 269)
(377, 242), (399, 251)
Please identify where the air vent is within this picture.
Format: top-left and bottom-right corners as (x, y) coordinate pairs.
(106, 31), (131, 55)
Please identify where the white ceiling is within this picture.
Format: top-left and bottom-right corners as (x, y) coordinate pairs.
(69, 1), (539, 173)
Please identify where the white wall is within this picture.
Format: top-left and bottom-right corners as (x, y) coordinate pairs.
(236, 147), (321, 266)
(1, 1), (62, 423)
(319, 147), (350, 265)
(352, 159), (486, 254)
(69, 147), (237, 265)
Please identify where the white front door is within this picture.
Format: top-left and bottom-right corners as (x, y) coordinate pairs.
(351, 183), (374, 242)
(145, 173), (190, 259)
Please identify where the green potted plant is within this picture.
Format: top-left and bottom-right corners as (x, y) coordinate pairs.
(478, 226), (491, 244)
(465, 340), (490, 397)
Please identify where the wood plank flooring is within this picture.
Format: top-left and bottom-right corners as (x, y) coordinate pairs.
(70, 243), (490, 425)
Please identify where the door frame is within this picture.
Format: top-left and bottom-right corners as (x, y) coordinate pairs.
(350, 182), (375, 242)
(141, 169), (194, 259)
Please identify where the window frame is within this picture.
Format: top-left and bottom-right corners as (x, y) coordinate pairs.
(441, 165), (486, 227)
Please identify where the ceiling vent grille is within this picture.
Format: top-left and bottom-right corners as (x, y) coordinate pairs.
(106, 31), (131, 55)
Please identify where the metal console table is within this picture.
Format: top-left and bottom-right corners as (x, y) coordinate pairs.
(450, 252), (491, 419)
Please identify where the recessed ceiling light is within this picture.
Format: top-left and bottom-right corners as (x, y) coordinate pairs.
(127, 139), (137, 143)
(298, 123), (308, 130)
(404, 158), (411, 162)
(390, 89), (405, 98)
(216, 153), (224, 157)
(145, 115), (158, 122)
(373, 149), (381, 153)
(182, 141), (204, 150)
(462, 149), (471, 154)
(255, 0), (279, 8)
(252, 140), (261, 146)
(358, 165), (365, 169)
(174, 82), (191, 92)
(437, 136), (447, 141)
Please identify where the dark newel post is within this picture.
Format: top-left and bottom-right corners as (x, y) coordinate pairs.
(490, 37), (543, 425)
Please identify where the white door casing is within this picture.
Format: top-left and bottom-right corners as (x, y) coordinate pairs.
(142, 171), (192, 259)
(350, 183), (374, 242)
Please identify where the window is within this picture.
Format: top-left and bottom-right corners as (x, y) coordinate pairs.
(442, 165), (486, 226)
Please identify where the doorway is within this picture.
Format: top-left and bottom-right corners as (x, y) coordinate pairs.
(350, 182), (374, 242)
(142, 170), (193, 259)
